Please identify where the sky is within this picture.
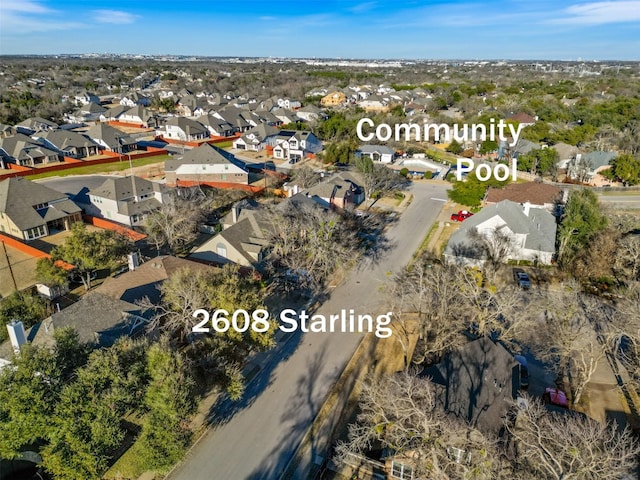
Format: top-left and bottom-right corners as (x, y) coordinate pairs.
(0, 0), (639, 60)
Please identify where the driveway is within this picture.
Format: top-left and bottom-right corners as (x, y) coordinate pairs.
(168, 181), (450, 480)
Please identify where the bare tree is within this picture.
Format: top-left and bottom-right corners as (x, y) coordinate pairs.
(506, 396), (640, 480)
(615, 234), (640, 282)
(290, 166), (321, 189)
(335, 372), (510, 480)
(265, 201), (359, 292)
(144, 189), (206, 255)
(468, 226), (516, 279)
(526, 289), (607, 405)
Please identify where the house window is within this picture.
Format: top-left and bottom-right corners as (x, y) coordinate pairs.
(25, 225), (47, 240)
(216, 243), (227, 258)
(391, 461), (413, 479)
(33, 202), (48, 210)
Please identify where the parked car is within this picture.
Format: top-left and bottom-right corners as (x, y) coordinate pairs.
(513, 269), (531, 289)
(543, 387), (568, 408)
(515, 355), (529, 390)
(450, 210), (473, 222)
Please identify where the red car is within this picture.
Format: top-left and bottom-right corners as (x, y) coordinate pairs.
(450, 210), (474, 222)
(543, 387), (569, 408)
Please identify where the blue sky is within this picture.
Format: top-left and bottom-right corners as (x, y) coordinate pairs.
(1, 0), (639, 60)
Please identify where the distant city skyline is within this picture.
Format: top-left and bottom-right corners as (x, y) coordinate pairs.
(1, 0), (639, 60)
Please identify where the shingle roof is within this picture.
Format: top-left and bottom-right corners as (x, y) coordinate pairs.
(357, 144), (396, 155)
(485, 182), (563, 207)
(37, 130), (99, 150)
(99, 255), (216, 304)
(0, 177), (82, 230)
(166, 143), (247, 172)
(31, 292), (149, 348)
(89, 175), (165, 201)
(446, 199), (557, 259)
(164, 117), (209, 136)
(85, 123), (136, 149)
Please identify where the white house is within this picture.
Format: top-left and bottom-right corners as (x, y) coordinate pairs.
(356, 145), (396, 164)
(445, 200), (557, 266)
(277, 98), (302, 110)
(157, 117), (209, 142)
(270, 130), (323, 162)
(86, 176), (167, 226)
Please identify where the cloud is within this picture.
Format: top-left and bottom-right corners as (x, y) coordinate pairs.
(0, 0), (81, 34)
(92, 9), (139, 24)
(552, 1), (640, 25)
(349, 2), (377, 13)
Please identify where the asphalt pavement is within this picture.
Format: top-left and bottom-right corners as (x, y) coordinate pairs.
(168, 181), (450, 480)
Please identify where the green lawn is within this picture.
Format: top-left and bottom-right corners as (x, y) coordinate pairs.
(214, 140), (233, 149)
(28, 155), (169, 179)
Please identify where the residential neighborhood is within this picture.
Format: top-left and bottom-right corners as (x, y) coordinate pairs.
(1, 17), (640, 480)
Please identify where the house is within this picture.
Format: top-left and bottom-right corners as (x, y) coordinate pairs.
(271, 108), (299, 125)
(295, 105), (323, 123)
(29, 292), (151, 349)
(197, 115), (237, 137)
(0, 177), (82, 241)
(0, 133), (62, 167)
(445, 200), (557, 266)
(567, 151), (617, 184)
(65, 101), (107, 123)
(552, 142), (581, 170)
(118, 105), (159, 128)
(34, 130), (101, 159)
(277, 98), (301, 110)
(484, 182), (564, 212)
(85, 175), (167, 226)
(270, 130), (323, 162)
(213, 106), (253, 132)
(119, 92), (151, 107)
(158, 117), (210, 142)
(358, 94), (389, 112)
(507, 112), (537, 127)
(190, 200), (270, 267)
(320, 91), (347, 107)
(15, 117), (58, 135)
(73, 92), (100, 106)
(165, 143), (249, 186)
(298, 172), (364, 209)
(424, 336), (519, 433)
(356, 145), (396, 164)
(100, 104), (130, 123)
(99, 255), (217, 304)
(232, 123), (280, 151)
(85, 123), (137, 153)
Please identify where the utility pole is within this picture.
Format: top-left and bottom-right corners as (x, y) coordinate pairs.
(1, 240), (18, 292)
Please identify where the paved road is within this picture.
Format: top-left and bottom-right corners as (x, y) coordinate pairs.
(597, 193), (640, 209)
(169, 181), (449, 480)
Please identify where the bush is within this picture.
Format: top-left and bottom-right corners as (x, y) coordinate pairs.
(423, 171), (433, 180)
(399, 168), (409, 177)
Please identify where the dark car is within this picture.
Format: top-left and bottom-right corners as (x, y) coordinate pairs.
(513, 270), (531, 289)
(450, 210), (473, 222)
(515, 355), (530, 390)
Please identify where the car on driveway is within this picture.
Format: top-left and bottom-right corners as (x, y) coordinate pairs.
(513, 269), (531, 289)
(450, 210), (473, 222)
(543, 387), (568, 408)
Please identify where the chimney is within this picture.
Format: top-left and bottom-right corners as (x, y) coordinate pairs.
(232, 203), (240, 224)
(7, 320), (27, 353)
(127, 252), (140, 271)
(523, 201), (531, 217)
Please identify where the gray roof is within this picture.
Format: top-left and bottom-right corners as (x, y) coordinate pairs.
(16, 117), (59, 132)
(166, 143), (246, 171)
(0, 133), (60, 161)
(357, 144), (396, 155)
(164, 117), (209, 136)
(30, 292), (150, 348)
(582, 151), (617, 170)
(427, 337), (517, 433)
(36, 129), (99, 151)
(445, 200), (557, 260)
(85, 123), (136, 149)
(89, 175), (165, 201)
(0, 177), (82, 230)
(99, 255), (216, 304)
(103, 105), (129, 119)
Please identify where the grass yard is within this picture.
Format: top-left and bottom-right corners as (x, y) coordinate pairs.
(28, 155), (169, 179)
(215, 140), (234, 149)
